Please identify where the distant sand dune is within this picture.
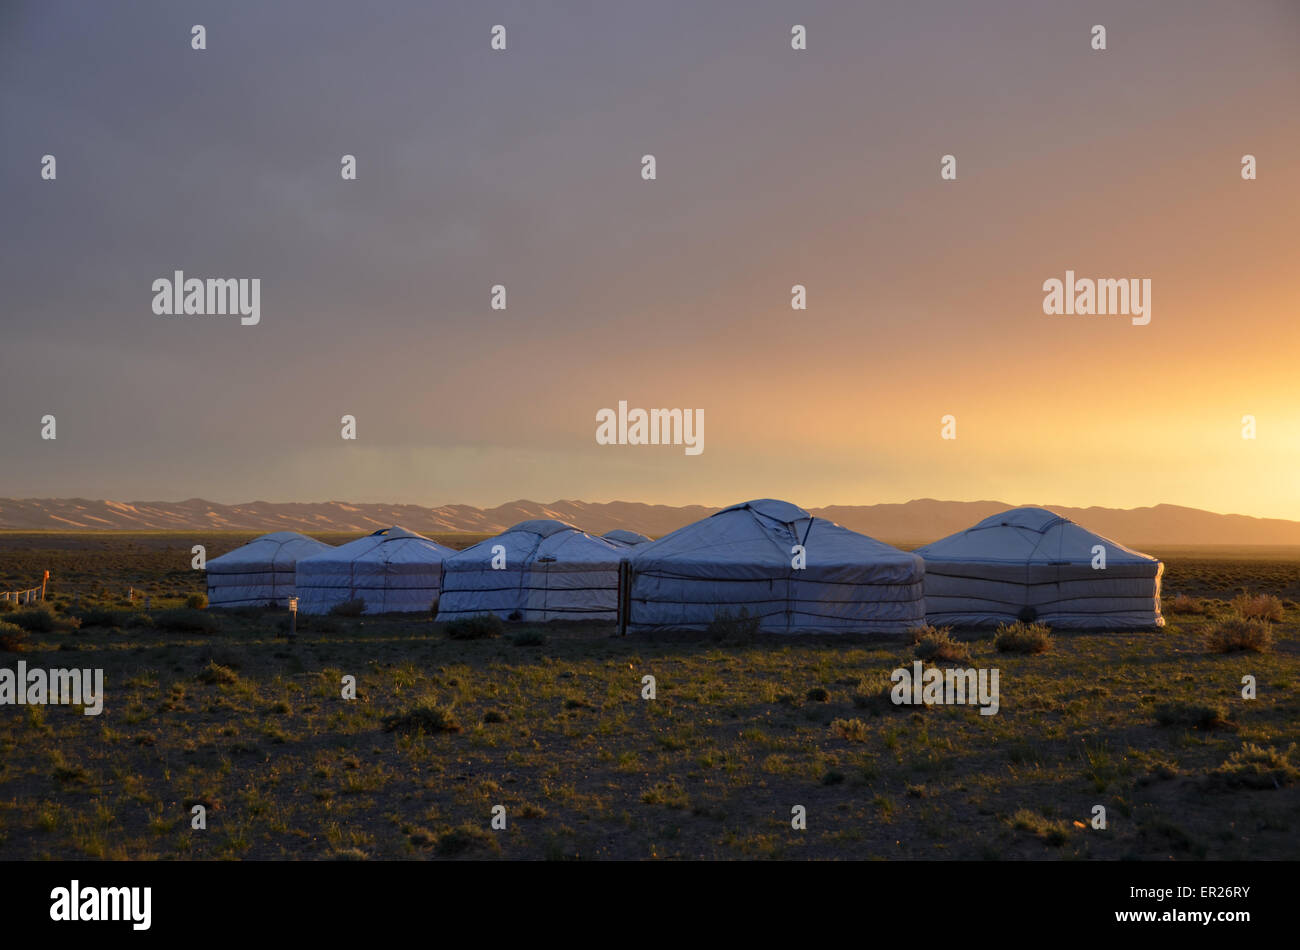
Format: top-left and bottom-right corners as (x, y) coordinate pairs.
(2, 497), (1300, 546)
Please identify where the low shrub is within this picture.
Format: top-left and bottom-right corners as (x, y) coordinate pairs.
(1229, 593), (1284, 623)
(10, 608), (55, 633)
(994, 621), (1052, 654)
(445, 613), (504, 640)
(185, 592), (209, 610)
(0, 621), (29, 652)
(1209, 742), (1299, 789)
(11, 607), (80, 634)
(906, 623), (943, 645)
(327, 848), (369, 861)
(1206, 614), (1273, 654)
(851, 675), (918, 715)
(1154, 701), (1234, 731)
(640, 781), (689, 809)
(830, 717), (871, 742)
(914, 627), (970, 663)
(1166, 593), (1210, 615)
(1011, 809), (1070, 847)
(196, 661), (239, 685)
(382, 702), (461, 734)
(434, 824), (499, 857)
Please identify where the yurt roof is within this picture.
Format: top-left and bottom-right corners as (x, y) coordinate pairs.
(207, 531), (333, 569)
(604, 529), (651, 545)
(630, 499), (918, 570)
(445, 519), (621, 564)
(916, 506), (1159, 565)
(297, 525), (454, 564)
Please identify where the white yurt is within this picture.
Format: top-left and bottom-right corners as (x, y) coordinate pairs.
(624, 499), (926, 634)
(914, 507), (1164, 628)
(294, 526), (455, 615)
(436, 519), (623, 622)
(603, 529), (651, 547)
(206, 531), (334, 608)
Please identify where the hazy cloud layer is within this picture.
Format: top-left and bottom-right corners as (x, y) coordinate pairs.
(2, 1), (1297, 514)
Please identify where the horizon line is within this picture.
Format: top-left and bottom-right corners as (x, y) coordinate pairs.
(2, 495), (1298, 525)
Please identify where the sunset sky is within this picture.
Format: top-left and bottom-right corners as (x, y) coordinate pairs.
(2, 1), (1298, 518)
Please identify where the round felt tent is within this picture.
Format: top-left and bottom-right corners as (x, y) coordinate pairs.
(624, 499), (926, 634)
(206, 531), (334, 608)
(294, 526), (455, 615)
(436, 519), (624, 622)
(914, 506), (1164, 628)
(603, 529), (651, 547)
